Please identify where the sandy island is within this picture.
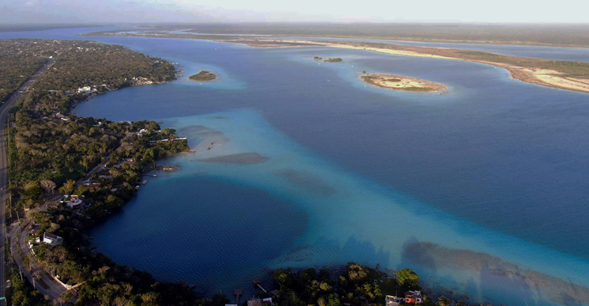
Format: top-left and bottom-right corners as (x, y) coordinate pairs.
(361, 73), (447, 93)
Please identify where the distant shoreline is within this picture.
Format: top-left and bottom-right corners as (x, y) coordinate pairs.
(271, 39), (589, 94)
(77, 28), (589, 49)
(78, 31), (589, 94)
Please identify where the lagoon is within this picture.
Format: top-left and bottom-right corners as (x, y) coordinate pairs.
(3, 27), (589, 305)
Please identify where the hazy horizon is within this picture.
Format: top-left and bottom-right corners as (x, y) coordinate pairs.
(2, 0), (589, 25)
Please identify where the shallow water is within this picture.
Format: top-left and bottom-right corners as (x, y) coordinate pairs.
(3, 27), (589, 305)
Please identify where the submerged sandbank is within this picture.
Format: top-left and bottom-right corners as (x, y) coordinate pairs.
(198, 152), (269, 164)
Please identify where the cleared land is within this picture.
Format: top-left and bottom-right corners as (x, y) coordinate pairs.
(361, 73), (447, 92)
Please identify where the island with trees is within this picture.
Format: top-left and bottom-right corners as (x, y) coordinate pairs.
(324, 58), (343, 63)
(188, 70), (218, 82)
(361, 73), (448, 93)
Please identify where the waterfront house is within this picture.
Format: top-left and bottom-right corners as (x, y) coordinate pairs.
(43, 232), (63, 246)
(404, 291), (423, 304)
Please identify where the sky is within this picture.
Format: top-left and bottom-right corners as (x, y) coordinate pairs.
(1, 0), (588, 24)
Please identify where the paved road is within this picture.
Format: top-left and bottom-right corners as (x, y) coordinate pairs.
(0, 59), (55, 302)
(9, 221), (67, 299)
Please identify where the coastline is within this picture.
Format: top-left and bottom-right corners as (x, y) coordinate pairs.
(2, 40), (199, 304)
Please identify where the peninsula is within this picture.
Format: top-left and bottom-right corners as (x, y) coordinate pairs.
(0, 39), (207, 305)
(189, 70), (217, 81)
(361, 73), (447, 92)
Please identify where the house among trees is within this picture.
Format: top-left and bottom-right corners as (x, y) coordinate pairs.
(60, 195), (84, 209)
(386, 295), (403, 306)
(43, 232), (63, 246)
(404, 291), (423, 304)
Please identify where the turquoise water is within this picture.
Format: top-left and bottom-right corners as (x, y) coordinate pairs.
(3, 28), (589, 305)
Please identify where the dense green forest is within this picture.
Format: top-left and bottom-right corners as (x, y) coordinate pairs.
(0, 40), (54, 103)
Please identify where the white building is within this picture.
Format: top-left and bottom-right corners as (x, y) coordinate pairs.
(43, 232), (63, 246)
(77, 86), (92, 93)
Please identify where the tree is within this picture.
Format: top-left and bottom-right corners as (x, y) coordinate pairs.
(346, 264), (367, 281)
(148, 121), (160, 131)
(40, 179), (56, 194)
(59, 179), (76, 195)
(396, 268), (420, 288)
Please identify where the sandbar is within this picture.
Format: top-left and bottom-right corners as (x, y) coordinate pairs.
(361, 73), (447, 93)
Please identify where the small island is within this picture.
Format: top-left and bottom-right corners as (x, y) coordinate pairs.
(188, 70), (217, 82)
(324, 57), (343, 62)
(361, 73), (447, 93)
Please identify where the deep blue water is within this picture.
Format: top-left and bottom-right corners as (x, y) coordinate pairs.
(3, 27), (589, 305)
